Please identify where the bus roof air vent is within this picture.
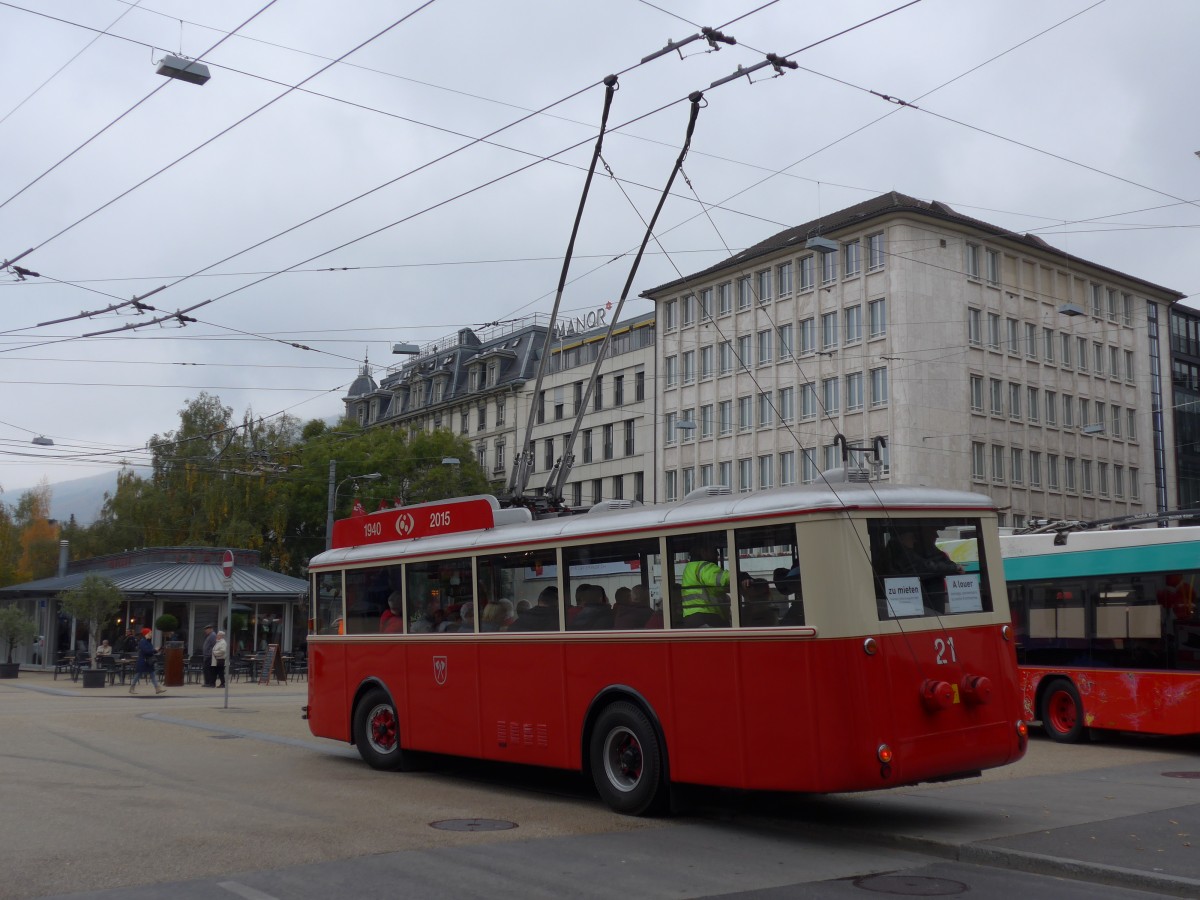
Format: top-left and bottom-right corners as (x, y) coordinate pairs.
(682, 485), (732, 502)
(588, 499), (636, 514)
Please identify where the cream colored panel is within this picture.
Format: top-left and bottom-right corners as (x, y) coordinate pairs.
(1094, 606), (1127, 639)
(1057, 607), (1085, 639)
(1128, 604), (1161, 639)
(1029, 608), (1056, 638)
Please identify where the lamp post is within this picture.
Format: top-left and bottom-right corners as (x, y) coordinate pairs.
(325, 464), (383, 550)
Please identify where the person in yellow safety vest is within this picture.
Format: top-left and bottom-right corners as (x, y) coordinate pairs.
(680, 541), (745, 627)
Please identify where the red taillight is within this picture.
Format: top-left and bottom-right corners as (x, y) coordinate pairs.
(1016, 720), (1029, 752)
(920, 679), (954, 711)
(960, 674), (993, 705)
(877, 743), (893, 764)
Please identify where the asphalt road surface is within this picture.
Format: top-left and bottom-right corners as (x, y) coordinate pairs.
(3, 672), (1197, 899)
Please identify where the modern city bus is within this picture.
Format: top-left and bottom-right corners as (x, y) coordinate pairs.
(304, 479), (1028, 815)
(994, 525), (1200, 743)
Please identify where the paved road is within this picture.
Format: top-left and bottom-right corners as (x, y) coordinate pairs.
(2, 671), (1198, 899)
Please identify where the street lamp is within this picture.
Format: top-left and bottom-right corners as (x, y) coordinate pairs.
(325, 469), (382, 551)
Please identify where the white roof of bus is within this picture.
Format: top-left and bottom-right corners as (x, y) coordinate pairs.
(1000, 525), (1200, 559)
(309, 482), (995, 570)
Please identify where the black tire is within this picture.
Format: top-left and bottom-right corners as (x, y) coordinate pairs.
(589, 701), (666, 816)
(1039, 678), (1086, 743)
(353, 687), (407, 771)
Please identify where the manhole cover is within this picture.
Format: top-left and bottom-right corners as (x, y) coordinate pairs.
(853, 874), (967, 896)
(1163, 771), (1200, 779)
(429, 818), (517, 832)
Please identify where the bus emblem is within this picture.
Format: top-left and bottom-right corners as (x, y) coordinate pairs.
(433, 656), (448, 686)
(396, 513), (415, 537)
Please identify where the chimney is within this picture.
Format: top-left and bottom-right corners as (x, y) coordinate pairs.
(58, 540), (69, 578)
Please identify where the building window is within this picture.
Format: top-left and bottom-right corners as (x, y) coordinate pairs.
(971, 442), (986, 480)
(800, 384), (817, 420)
(1127, 409), (1137, 441)
(1025, 322), (1037, 359)
(699, 345), (713, 379)
(719, 341), (733, 374)
(987, 313), (1001, 350)
(1090, 283), (1103, 317)
(1077, 336), (1088, 372)
(1007, 318), (1020, 355)
(1008, 382), (1021, 420)
(700, 405), (713, 438)
(624, 419), (636, 455)
(1027, 386), (1039, 423)
(1093, 342), (1105, 376)
(777, 386), (795, 422)
(821, 249), (838, 285)
(665, 355), (677, 387)
(778, 324), (793, 360)
(719, 400), (732, 435)
(758, 455), (773, 489)
(1047, 454), (1060, 490)
(1098, 462), (1109, 497)
(985, 249), (1000, 285)
(478, 404), (487, 430)
(543, 438), (554, 470)
(682, 350), (695, 384)
(718, 461), (732, 488)
(844, 305), (862, 344)
(867, 232), (884, 270)
(635, 370), (645, 401)
(1045, 391), (1057, 425)
(1114, 464), (1124, 498)
(1062, 395), (1074, 428)
(965, 242), (980, 278)
(991, 444), (1005, 483)
(1111, 405), (1121, 438)
(582, 429), (593, 463)
(1029, 451), (1042, 488)
(1124, 349), (1135, 382)
(799, 255), (814, 291)
(682, 468), (695, 496)
(757, 269), (772, 304)
(1043, 326), (1055, 362)
(718, 282), (732, 315)
(1123, 294), (1134, 326)
(868, 298), (886, 338)
(757, 330), (773, 365)
(821, 312), (838, 350)
(1079, 399), (1090, 429)
(478, 442), (487, 468)
(1065, 457), (1077, 492)
(613, 374), (624, 406)
(798, 318), (815, 355)
(821, 377), (839, 415)
(970, 375), (984, 412)
(1130, 468), (1140, 500)
(1011, 448), (1023, 485)
(1081, 459), (1093, 494)
(737, 335), (752, 369)
(460, 409), (469, 433)
(844, 240), (861, 277)
(968, 308), (982, 346)
(682, 294), (695, 325)
(757, 392), (773, 427)
(665, 412), (677, 444)
(738, 395), (753, 431)
(738, 458), (753, 493)
(603, 423), (614, 460)
(990, 378), (1004, 415)
(846, 372), (864, 412)
(737, 276), (753, 310)
(699, 288), (712, 320)
(777, 261), (793, 295)
(1109, 346), (1121, 380)
(495, 396), (505, 426)
(664, 299), (677, 330)
(700, 464), (713, 487)
(780, 451), (797, 485)
(665, 470), (677, 502)
(594, 375), (603, 411)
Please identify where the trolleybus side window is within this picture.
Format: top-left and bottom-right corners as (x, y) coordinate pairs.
(667, 530), (732, 628)
(477, 548), (559, 633)
(870, 518), (992, 619)
(733, 523), (803, 626)
(405, 557), (473, 633)
(563, 536), (663, 630)
(344, 565), (401, 634)
(313, 572), (342, 635)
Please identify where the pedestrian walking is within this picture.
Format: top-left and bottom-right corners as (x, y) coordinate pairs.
(128, 627), (165, 695)
(212, 630), (228, 688)
(201, 624), (217, 686)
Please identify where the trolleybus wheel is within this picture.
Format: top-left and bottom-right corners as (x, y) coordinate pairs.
(589, 701), (666, 816)
(354, 688), (407, 771)
(1039, 678), (1086, 743)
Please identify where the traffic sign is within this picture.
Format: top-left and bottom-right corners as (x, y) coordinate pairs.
(221, 550), (234, 579)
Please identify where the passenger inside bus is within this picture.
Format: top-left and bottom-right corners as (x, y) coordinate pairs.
(509, 586), (559, 631)
(679, 538), (745, 627)
(739, 577), (778, 626)
(379, 592), (404, 634)
(613, 585), (653, 629)
(571, 583), (614, 630)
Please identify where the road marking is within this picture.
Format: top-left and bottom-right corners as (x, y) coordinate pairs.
(218, 881), (282, 900)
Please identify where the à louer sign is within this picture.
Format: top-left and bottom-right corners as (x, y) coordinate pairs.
(331, 497), (496, 549)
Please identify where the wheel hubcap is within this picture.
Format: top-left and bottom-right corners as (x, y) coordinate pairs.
(603, 726), (642, 792)
(1048, 691), (1076, 733)
(368, 703), (397, 754)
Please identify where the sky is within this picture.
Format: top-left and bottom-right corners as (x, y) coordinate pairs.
(2, 0), (1199, 500)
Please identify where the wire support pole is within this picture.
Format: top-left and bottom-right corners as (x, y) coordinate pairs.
(543, 92), (705, 505)
(507, 75), (619, 501)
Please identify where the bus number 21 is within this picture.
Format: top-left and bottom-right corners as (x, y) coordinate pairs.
(934, 637), (957, 665)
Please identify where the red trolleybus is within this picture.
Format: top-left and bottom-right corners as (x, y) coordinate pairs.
(1000, 525), (1200, 742)
(305, 480), (1027, 814)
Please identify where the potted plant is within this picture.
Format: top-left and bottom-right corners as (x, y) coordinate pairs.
(0, 605), (37, 678)
(58, 576), (123, 689)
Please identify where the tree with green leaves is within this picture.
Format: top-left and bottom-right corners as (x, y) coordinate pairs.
(0, 604), (37, 665)
(57, 575), (123, 663)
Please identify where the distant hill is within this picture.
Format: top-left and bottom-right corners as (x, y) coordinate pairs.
(6, 470), (121, 526)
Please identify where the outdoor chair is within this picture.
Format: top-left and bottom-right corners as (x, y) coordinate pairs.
(52, 656), (74, 680)
(96, 655), (117, 685)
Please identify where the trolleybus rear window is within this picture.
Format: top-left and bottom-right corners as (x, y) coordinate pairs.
(869, 518), (992, 620)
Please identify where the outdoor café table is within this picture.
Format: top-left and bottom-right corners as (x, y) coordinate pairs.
(113, 658), (135, 685)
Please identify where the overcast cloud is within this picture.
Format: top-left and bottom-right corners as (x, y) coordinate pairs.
(2, 0), (1198, 496)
